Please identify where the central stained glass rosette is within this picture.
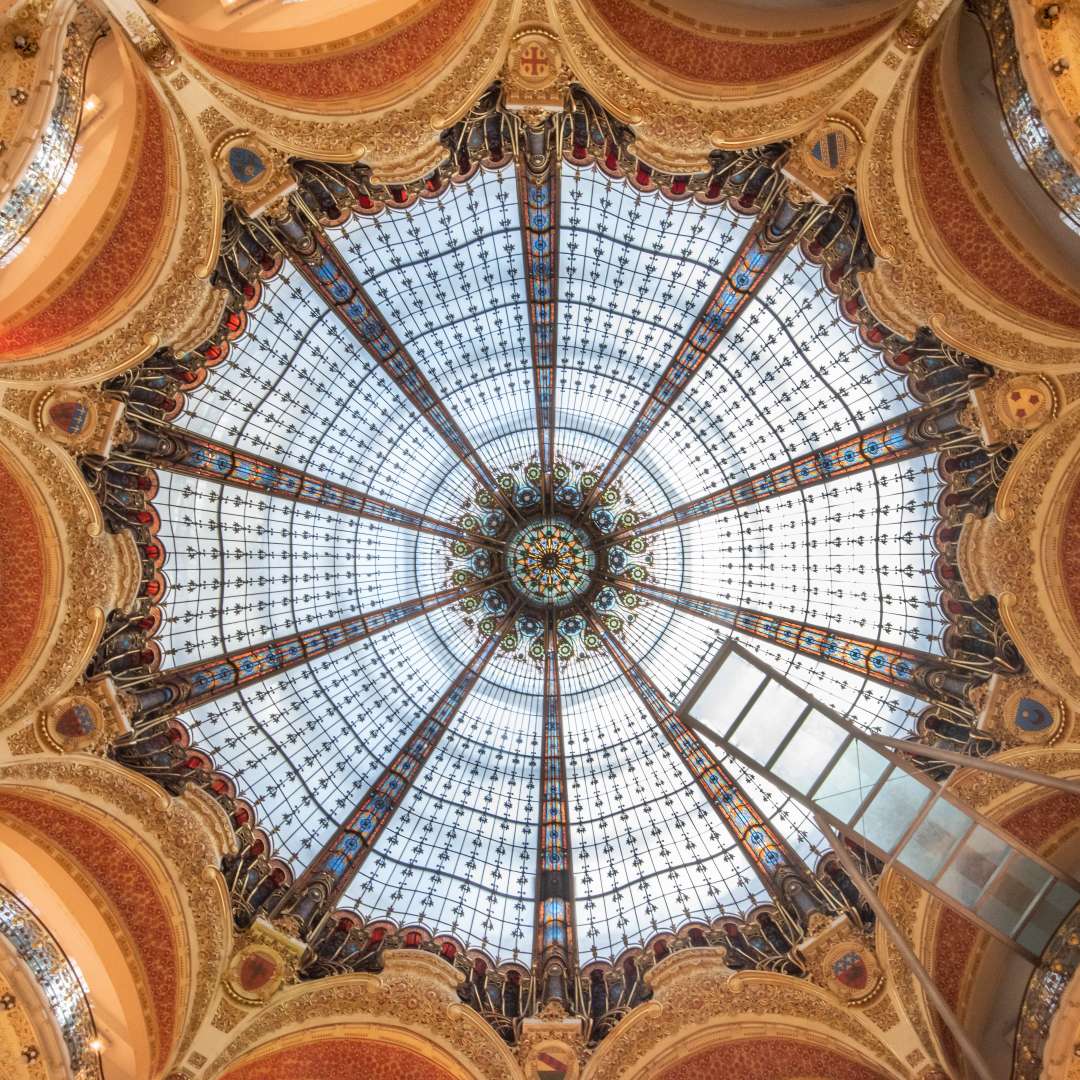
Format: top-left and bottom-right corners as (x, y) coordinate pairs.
(507, 517), (595, 608)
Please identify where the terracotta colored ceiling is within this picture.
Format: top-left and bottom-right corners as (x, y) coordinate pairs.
(653, 1036), (891, 1079)
(912, 46), (1080, 332)
(0, 793), (181, 1073)
(584, 0), (894, 84)
(179, 0), (485, 107)
(0, 68), (177, 361)
(0, 455), (51, 702)
(218, 1037), (459, 1080)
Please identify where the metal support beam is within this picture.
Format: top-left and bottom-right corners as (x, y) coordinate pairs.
(517, 158), (559, 497)
(269, 210), (514, 514)
(130, 582), (488, 718)
(579, 210), (803, 515)
(631, 578), (969, 700)
(533, 620), (577, 1001)
(816, 814), (996, 1080)
(278, 603), (521, 928)
(867, 735), (1080, 797)
(591, 613), (815, 894)
(617, 405), (948, 542)
(128, 422), (501, 547)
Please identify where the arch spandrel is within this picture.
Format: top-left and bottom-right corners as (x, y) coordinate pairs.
(0, 403), (138, 741)
(581, 954), (908, 1080)
(857, 8), (1080, 371)
(958, 403), (1080, 709)
(149, 0), (513, 175)
(0, 31), (220, 386)
(198, 950), (522, 1080)
(0, 755), (234, 1079)
(551, 0), (901, 167)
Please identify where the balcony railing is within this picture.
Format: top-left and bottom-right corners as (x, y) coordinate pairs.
(0, 1), (106, 259)
(973, 0), (1080, 229)
(0, 884), (103, 1080)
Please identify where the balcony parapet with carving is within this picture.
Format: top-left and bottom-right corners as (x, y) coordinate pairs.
(973, 0), (1080, 229)
(0, 0), (105, 260)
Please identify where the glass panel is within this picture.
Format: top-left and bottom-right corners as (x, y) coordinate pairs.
(855, 768), (931, 852)
(772, 709), (847, 793)
(686, 652), (765, 737)
(896, 798), (972, 879)
(814, 740), (889, 822)
(938, 825), (1011, 906)
(1018, 881), (1080, 954)
(728, 679), (807, 766)
(976, 855), (1050, 936)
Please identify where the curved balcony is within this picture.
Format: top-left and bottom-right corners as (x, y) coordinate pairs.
(0, 884), (104, 1080)
(0, 0), (105, 260)
(973, 0), (1080, 229)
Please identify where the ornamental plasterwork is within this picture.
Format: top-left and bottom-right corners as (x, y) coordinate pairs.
(857, 19), (1080, 371)
(0, 57), (222, 386)
(0, 757), (235, 1072)
(201, 950), (521, 1080)
(874, 871), (942, 1070)
(583, 949), (907, 1079)
(959, 404), (1080, 707)
(551, 0), (887, 168)
(175, 0), (513, 177)
(0, 410), (139, 738)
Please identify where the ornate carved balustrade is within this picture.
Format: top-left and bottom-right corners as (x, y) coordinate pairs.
(0, 884), (103, 1080)
(972, 0), (1080, 230)
(0, 0), (106, 259)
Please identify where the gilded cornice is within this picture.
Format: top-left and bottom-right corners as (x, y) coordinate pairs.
(858, 16), (1080, 370)
(874, 871), (943, 1070)
(169, 0), (490, 115)
(959, 403), (1080, 707)
(553, 0), (888, 166)
(178, 0), (513, 176)
(202, 951), (521, 1080)
(0, 408), (132, 735)
(583, 958), (906, 1079)
(576, 0), (900, 100)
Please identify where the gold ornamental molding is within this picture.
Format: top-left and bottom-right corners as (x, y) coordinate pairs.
(0, 404), (137, 737)
(0, 756), (234, 1075)
(0, 38), (221, 386)
(959, 403), (1080, 707)
(583, 948), (907, 1079)
(857, 12), (1080, 371)
(201, 949), (522, 1080)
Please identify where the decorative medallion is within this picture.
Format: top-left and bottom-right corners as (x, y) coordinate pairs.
(213, 132), (296, 217)
(225, 944), (285, 1004)
(820, 937), (883, 1004)
(1004, 684), (1063, 744)
(507, 518), (594, 608)
(39, 677), (131, 753)
(994, 375), (1056, 432)
(972, 373), (1058, 444)
(43, 696), (100, 752)
(505, 28), (567, 115)
(34, 387), (123, 454)
(449, 462), (650, 661)
(789, 119), (861, 201)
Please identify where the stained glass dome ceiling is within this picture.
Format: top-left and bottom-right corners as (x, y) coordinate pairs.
(151, 158), (945, 963)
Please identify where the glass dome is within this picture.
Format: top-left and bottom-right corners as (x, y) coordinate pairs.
(151, 160), (944, 963)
